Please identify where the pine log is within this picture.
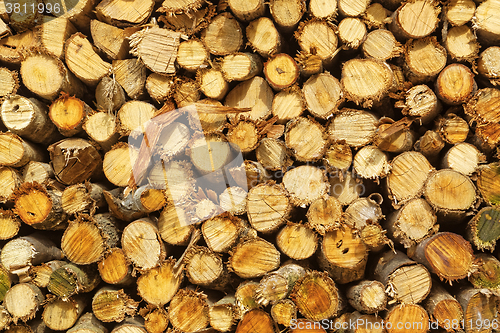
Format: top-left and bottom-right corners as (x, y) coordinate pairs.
(353, 145), (390, 179)
(201, 213), (242, 253)
(221, 53), (262, 82)
(467, 206), (500, 252)
(306, 196), (342, 235)
(219, 186), (247, 215)
(271, 86), (304, 123)
(423, 280), (463, 332)
(4, 283), (44, 324)
(94, 77), (126, 114)
(143, 308), (168, 333)
(477, 46), (500, 86)
(48, 138), (103, 186)
(122, 218), (165, 271)
(49, 95), (90, 137)
(423, 169), (476, 219)
(236, 309), (276, 333)
(91, 287), (138, 323)
(362, 29), (402, 61)
(96, 0), (153, 26)
(0, 209), (21, 239)
(408, 232), (475, 282)
(295, 20), (338, 66)
(169, 289), (209, 332)
(103, 143), (137, 187)
(384, 198), (438, 248)
(47, 263), (100, 298)
(202, 13), (243, 56)
(477, 163), (500, 206)
(263, 53), (299, 91)
(338, 0), (371, 17)
(42, 295), (86, 330)
(290, 271), (339, 321)
(389, 0), (440, 40)
(346, 280), (387, 314)
(276, 223), (318, 260)
(445, 0), (475, 26)
(469, 253), (500, 291)
(403, 37), (447, 84)
(225, 76), (274, 121)
(386, 151), (433, 207)
(256, 263), (306, 306)
(198, 68), (229, 100)
(435, 64), (476, 105)
(229, 237), (280, 278)
(66, 313), (107, 333)
(145, 74), (174, 103)
(303, 72), (343, 119)
(246, 17), (282, 58)
(285, 117), (327, 161)
(329, 109), (379, 148)
(157, 203), (194, 246)
(185, 245), (230, 290)
(0, 68), (19, 98)
(329, 172), (364, 205)
(235, 281), (260, 314)
(344, 194), (384, 230)
(399, 84), (442, 125)
(228, 0), (265, 21)
(13, 183), (67, 230)
(473, 0), (500, 45)
(384, 303), (428, 333)
(97, 248), (133, 285)
(271, 299), (296, 327)
(112, 59), (147, 100)
(61, 183), (107, 215)
(318, 224), (368, 284)
(442, 142), (484, 176)
(323, 142), (352, 173)
(436, 113), (469, 144)
(444, 25), (479, 62)
(209, 295), (239, 332)
(338, 18), (367, 50)
(456, 288), (497, 333)
(29, 260), (65, 289)
(269, 0), (305, 32)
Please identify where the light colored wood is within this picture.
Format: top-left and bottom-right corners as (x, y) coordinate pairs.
(169, 289), (209, 332)
(384, 304), (428, 333)
(0, 209), (20, 239)
(303, 72), (343, 119)
(374, 118), (416, 153)
(235, 281), (260, 314)
(285, 117), (327, 161)
(0, 30), (36, 65)
(97, 248), (132, 285)
(96, 0), (154, 26)
(83, 111), (119, 151)
(4, 283), (44, 323)
(306, 196), (342, 235)
(247, 17), (282, 58)
(226, 119), (259, 153)
(177, 39), (209, 72)
(465, 87), (500, 125)
(271, 299), (296, 327)
(221, 52), (262, 82)
(90, 20), (132, 60)
(353, 146), (390, 179)
(0, 18), (10, 39)
(219, 186), (247, 215)
(148, 159), (195, 205)
(0, 68), (19, 98)
(435, 63), (476, 105)
(329, 172), (364, 205)
(271, 86), (304, 123)
(473, 0), (500, 45)
(389, 0), (440, 40)
(20, 51), (86, 101)
(65, 33), (112, 86)
(477, 163), (500, 206)
(158, 203), (194, 246)
(442, 142), (484, 175)
(173, 77), (200, 108)
(228, 0), (265, 21)
(295, 52), (323, 77)
(338, 0), (371, 17)
(158, 0), (205, 14)
(309, 0), (337, 19)
(445, 25), (479, 62)
(338, 18), (367, 49)
(445, 0), (475, 26)
(256, 264), (306, 306)
(283, 165), (329, 206)
(0, 305), (11, 330)
(49, 95), (91, 137)
(0, 166), (20, 204)
(404, 37), (447, 84)
(323, 142), (352, 173)
(103, 143), (137, 187)
(201, 213), (242, 253)
(61, 182), (106, 214)
(295, 20), (338, 66)
(400, 84), (441, 125)
(424, 281), (463, 332)
(135, 260), (181, 306)
(92, 287), (138, 323)
(270, 0), (305, 32)
(277, 224), (318, 260)
(0, 132), (45, 168)
(118, 100), (156, 136)
(256, 138), (291, 171)
(185, 245), (230, 290)
(347, 280), (387, 314)
(42, 295), (86, 331)
(477, 46), (500, 86)
(145, 74), (174, 103)
(159, 5), (215, 36)
(469, 253), (500, 291)
(112, 58), (147, 100)
(436, 113), (469, 144)
(122, 218), (165, 271)
(198, 68), (229, 100)
(229, 237), (280, 278)
(362, 29), (401, 61)
(456, 287), (497, 333)
(225, 76), (274, 121)
(344, 194), (384, 229)
(129, 26), (180, 74)
(263, 53), (299, 90)
(36, 17), (78, 59)
(203, 13), (243, 56)
(363, 3), (391, 29)
(95, 76), (126, 113)
(328, 108), (379, 147)
(143, 308), (169, 333)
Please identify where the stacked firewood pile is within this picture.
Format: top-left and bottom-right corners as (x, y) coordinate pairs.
(0, 0), (500, 332)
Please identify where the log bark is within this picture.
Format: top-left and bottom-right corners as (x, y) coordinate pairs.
(66, 313), (107, 333)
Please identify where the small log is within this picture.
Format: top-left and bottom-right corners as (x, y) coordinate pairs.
(445, 0), (475, 26)
(362, 29), (402, 61)
(465, 87), (500, 125)
(226, 119), (260, 153)
(360, 223), (390, 253)
(169, 289), (209, 332)
(185, 245), (230, 290)
(373, 118), (416, 153)
(399, 84), (442, 125)
(97, 248), (133, 285)
(285, 117), (327, 161)
(202, 13), (243, 56)
(477, 46), (500, 86)
(424, 280), (463, 332)
(221, 53), (262, 82)
(271, 299), (296, 327)
(444, 25), (479, 62)
(111, 59), (147, 100)
(229, 237), (281, 279)
(103, 143), (137, 187)
(13, 183), (67, 230)
(0, 263), (11, 302)
(338, 18), (367, 50)
(353, 145), (390, 179)
(374, 250), (432, 305)
(96, 0), (154, 25)
(122, 218), (166, 271)
(295, 20), (338, 66)
(0, 305), (11, 331)
(148, 160), (195, 204)
(271, 86), (304, 123)
(467, 206), (500, 252)
(61, 213), (119, 265)
(263, 53), (299, 91)
(473, 0), (500, 45)
(318, 224), (368, 284)
(42, 295), (86, 331)
(435, 64), (476, 105)
(173, 78), (201, 108)
(202, 213), (242, 253)
(47, 263), (100, 298)
(329, 172), (364, 205)
(246, 17), (282, 58)
(94, 77), (126, 114)
(384, 198), (438, 248)
(386, 151), (434, 207)
(295, 52), (323, 77)
(228, 0), (265, 21)
(384, 303), (428, 333)
(225, 76), (274, 121)
(469, 253), (500, 291)
(0, 166), (21, 203)
(209, 295), (239, 332)
(414, 130), (445, 161)
(423, 169), (476, 219)
(49, 95), (91, 137)
(290, 271), (339, 321)
(0, 68), (19, 98)
(48, 138), (103, 186)
(36, 17), (76, 60)
(159, 3), (214, 35)
(403, 37), (447, 84)
(276, 223), (318, 260)
(474, 122), (500, 153)
(219, 186), (247, 215)
(309, 0), (336, 19)
(61, 183), (107, 215)
(344, 194), (384, 230)
(92, 287), (138, 323)
(198, 68), (229, 100)
(346, 280), (387, 314)
(256, 263), (306, 306)
(363, 3), (391, 29)
(442, 142), (484, 176)
(303, 72), (343, 119)
(456, 288), (497, 333)
(0, 209), (21, 240)
(157, 203), (194, 246)
(269, 0), (305, 32)
(143, 308), (168, 333)
(408, 232), (475, 282)
(0, 30), (36, 65)
(66, 313), (107, 333)
(389, 0), (440, 40)
(236, 309), (276, 333)
(235, 281), (260, 314)
(110, 317), (147, 333)
(29, 260), (65, 289)
(436, 113), (469, 144)
(4, 283), (44, 324)
(328, 109), (378, 147)
(338, 0), (370, 17)
(90, 20), (132, 60)
(323, 142), (352, 172)
(145, 74), (174, 103)
(477, 163), (500, 206)
(306, 196), (342, 235)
